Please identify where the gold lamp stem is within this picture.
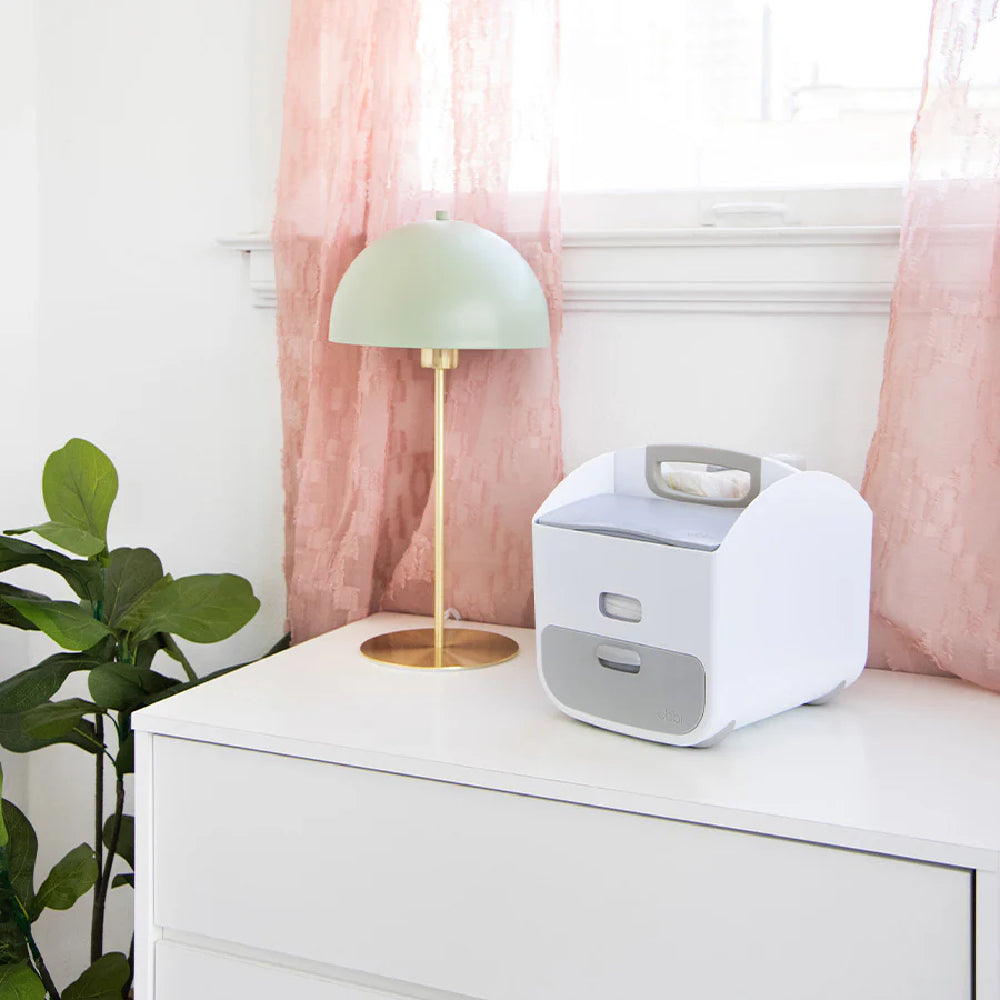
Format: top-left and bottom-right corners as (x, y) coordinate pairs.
(357, 345), (519, 670)
(423, 348), (458, 660)
(433, 361), (447, 657)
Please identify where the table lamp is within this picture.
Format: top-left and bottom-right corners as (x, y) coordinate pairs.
(328, 211), (551, 670)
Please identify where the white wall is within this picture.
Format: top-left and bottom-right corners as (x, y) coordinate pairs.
(0, 0), (40, 813)
(561, 308), (887, 487)
(2, 0), (286, 988)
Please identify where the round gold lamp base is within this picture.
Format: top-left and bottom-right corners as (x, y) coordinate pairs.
(360, 628), (519, 670)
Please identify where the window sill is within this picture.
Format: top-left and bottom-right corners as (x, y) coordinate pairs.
(220, 225), (899, 315)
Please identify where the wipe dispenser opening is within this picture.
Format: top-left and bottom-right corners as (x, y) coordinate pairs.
(600, 592), (642, 623)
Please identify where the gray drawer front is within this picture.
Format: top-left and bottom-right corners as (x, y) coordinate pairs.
(540, 625), (705, 734)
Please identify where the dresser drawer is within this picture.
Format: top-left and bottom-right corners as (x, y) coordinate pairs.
(151, 735), (971, 1000)
(155, 940), (416, 1000)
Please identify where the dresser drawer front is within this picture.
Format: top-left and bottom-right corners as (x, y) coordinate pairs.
(152, 736), (971, 1000)
(155, 941), (419, 1000)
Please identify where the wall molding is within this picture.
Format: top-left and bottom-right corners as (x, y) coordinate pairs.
(562, 226), (900, 249)
(562, 280), (894, 314)
(221, 226), (900, 315)
(219, 235), (276, 308)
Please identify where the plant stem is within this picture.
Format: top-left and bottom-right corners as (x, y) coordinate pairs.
(29, 937), (60, 1000)
(93, 768), (125, 964)
(123, 935), (134, 1000)
(91, 714), (105, 965)
(92, 579), (108, 965)
(0, 869), (61, 1000)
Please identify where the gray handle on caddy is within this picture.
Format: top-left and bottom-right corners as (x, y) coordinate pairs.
(644, 445), (762, 509)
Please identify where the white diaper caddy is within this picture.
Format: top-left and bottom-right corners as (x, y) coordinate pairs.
(532, 445), (873, 747)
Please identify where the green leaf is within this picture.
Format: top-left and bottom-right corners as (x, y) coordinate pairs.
(155, 632), (194, 680)
(113, 575), (170, 634)
(0, 768), (6, 851)
(0, 536), (101, 602)
(103, 547), (163, 628)
(131, 573), (260, 643)
(0, 919), (30, 966)
(4, 599), (111, 652)
(264, 632), (291, 657)
(20, 699), (96, 741)
(0, 960), (44, 1000)
(62, 952), (129, 1000)
(131, 637), (157, 671)
(32, 844), (97, 916)
(0, 699), (99, 754)
(0, 537), (53, 574)
(2, 802), (37, 911)
(88, 664), (176, 713)
(0, 585), (46, 632)
(110, 872), (133, 889)
(116, 734), (133, 775)
(197, 631), (291, 682)
(40, 439), (118, 550)
(0, 643), (114, 714)
(6, 522), (105, 559)
(70, 718), (101, 754)
(131, 629), (191, 674)
(101, 814), (133, 870)
(117, 709), (132, 744)
(137, 633), (289, 711)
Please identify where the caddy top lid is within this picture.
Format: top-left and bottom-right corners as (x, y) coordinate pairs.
(535, 493), (742, 552)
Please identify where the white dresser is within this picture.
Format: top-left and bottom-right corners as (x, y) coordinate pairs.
(133, 613), (1000, 1000)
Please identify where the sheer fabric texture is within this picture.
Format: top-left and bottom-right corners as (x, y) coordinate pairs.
(273, 0), (562, 642)
(863, 0), (1000, 690)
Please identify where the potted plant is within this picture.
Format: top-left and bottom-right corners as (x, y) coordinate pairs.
(0, 439), (280, 999)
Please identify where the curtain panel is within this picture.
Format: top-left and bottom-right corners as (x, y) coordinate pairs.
(272, 0), (562, 642)
(864, 0), (1000, 690)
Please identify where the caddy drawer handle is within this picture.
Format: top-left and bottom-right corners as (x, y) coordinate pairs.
(596, 644), (641, 674)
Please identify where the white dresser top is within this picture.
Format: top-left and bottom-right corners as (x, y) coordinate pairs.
(134, 612), (1000, 870)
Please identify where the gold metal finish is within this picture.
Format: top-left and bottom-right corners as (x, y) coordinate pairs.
(359, 347), (518, 670)
(420, 347), (459, 370)
(433, 363), (446, 654)
(360, 627), (520, 669)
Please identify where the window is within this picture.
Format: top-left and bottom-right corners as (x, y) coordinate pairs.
(255, 0), (953, 237)
(557, 0), (941, 228)
(561, 0), (932, 192)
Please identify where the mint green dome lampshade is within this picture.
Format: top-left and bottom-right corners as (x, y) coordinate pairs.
(328, 214), (550, 349)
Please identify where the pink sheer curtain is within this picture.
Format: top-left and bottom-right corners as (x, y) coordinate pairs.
(863, 0), (1000, 690)
(272, 0), (562, 642)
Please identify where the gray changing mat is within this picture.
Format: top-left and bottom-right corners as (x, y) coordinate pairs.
(536, 493), (742, 552)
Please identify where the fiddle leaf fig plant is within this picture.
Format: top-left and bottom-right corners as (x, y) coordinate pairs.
(0, 438), (280, 999)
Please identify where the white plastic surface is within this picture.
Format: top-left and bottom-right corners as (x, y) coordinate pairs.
(532, 445), (872, 745)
